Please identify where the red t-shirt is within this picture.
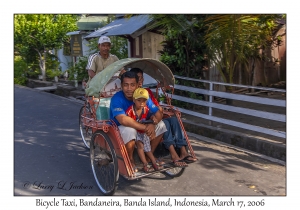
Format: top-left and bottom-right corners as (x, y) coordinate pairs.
(125, 105), (150, 133)
(146, 88), (159, 106)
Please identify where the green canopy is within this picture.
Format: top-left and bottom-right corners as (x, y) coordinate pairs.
(85, 58), (175, 97)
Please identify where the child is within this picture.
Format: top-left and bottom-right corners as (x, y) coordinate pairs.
(125, 88), (164, 173)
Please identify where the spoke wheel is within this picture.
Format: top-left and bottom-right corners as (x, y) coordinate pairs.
(79, 106), (92, 149)
(163, 146), (187, 178)
(163, 166), (185, 178)
(90, 130), (119, 195)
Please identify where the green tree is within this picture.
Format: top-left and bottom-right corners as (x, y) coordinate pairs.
(150, 14), (208, 78)
(14, 14), (78, 81)
(14, 56), (28, 85)
(204, 14), (284, 89)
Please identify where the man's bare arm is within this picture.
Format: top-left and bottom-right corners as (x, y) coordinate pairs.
(115, 114), (147, 131)
(87, 69), (96, 78)
(153, 108), (163, 122)
(115, 114), (155, 139)
(158, 106), (163, 113)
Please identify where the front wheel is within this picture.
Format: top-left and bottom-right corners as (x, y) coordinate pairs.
(79, 106), (92, 149)
(90, 130), (119, 195)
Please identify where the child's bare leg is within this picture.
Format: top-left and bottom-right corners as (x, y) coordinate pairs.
(136, 141), (155, 172)
(145, 151), (164, 171)
(136, 141), (148, 165)
(145, 151), (156, 165)
(125, 139), (136, 167)
(144, 136), (164, 170)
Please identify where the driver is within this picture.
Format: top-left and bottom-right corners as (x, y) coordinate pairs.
(85, 36), (125, 88)
(109, 71), (167, 171)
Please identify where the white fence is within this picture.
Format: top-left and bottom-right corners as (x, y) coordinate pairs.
(163, 75), (286, 139)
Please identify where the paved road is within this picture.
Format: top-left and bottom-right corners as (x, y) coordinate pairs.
(14, 85), (285, 196)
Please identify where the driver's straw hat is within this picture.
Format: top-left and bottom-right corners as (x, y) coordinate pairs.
(98, 36), (111, 44)
(133, 88), (149, 100)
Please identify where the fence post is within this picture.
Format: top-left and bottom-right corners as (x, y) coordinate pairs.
(208, 82), (213, 125)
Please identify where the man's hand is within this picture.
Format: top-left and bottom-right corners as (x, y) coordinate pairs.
(115, 114), (156, 140)
(118, 68), (126, 79)
(116, 114), (152, 133)
(150, 115), (158, 125)
(120, 68), (126, 75)
(144, 124), (156, 140)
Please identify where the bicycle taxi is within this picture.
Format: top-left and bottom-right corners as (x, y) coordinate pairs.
(79, 58), (196, 195)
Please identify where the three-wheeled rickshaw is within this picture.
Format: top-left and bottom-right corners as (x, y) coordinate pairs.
(79, 58), (196, 195)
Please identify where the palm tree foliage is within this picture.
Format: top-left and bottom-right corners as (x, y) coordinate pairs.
(149, 14), (284, 87)
(204, 14), (284, 88)
(150, 14), (209, 78)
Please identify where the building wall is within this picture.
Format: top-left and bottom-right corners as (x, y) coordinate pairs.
(82, 37), (92, 57)
(130, 31), (165, 59)
(141, 31), (164, 59)
(275, 25), (286, 81)
(57, 49), (72, 72)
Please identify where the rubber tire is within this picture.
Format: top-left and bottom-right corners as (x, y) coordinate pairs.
(90, 130), (119, 195)
(159, 145), (186, 178)
(163, 166), (185, 178)
(79, 106), (92, 149)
